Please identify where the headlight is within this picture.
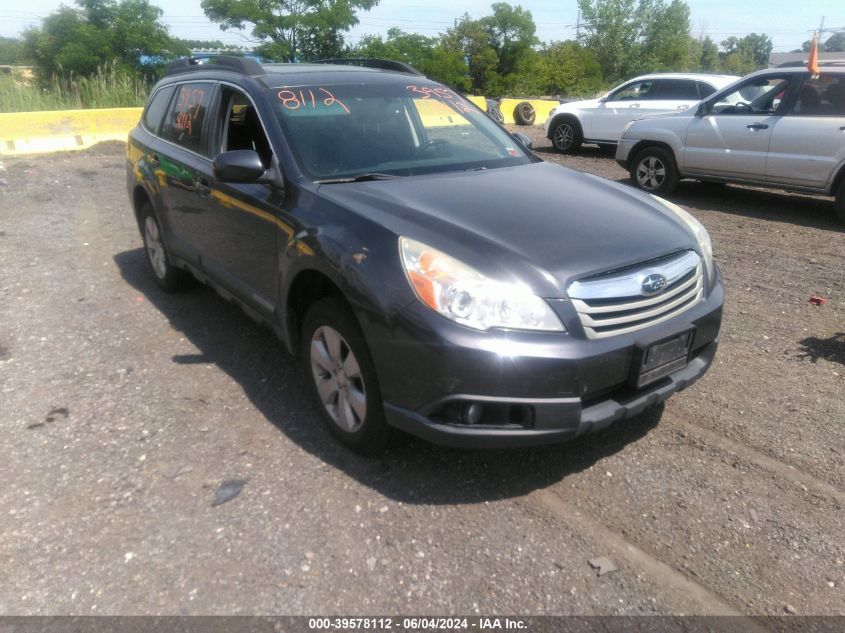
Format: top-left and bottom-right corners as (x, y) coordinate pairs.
(399, 237), (565, 332)
(650, 195), (715, 285)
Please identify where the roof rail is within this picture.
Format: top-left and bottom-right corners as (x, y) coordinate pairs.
(164, 55), (265, 77)
(314, 58), (424, 75)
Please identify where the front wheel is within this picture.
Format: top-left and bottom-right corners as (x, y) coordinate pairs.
(630, 147), (679, 194)
(301, 296), (390, 454)
(550, 119), (582, 154)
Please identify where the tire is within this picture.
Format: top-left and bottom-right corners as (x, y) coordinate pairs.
(513, 101), (536, 126)
(835, 181), (845, 225)
(550, 118), (582, 154)
(301, 296), (390, 454)
(139, 203), (192, 292)
(630, 146), (680, 195)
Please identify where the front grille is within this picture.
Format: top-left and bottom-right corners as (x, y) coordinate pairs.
(568, 251), (704, 339)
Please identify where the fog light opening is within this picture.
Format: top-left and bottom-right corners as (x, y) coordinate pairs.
(462, 402), (484, 425)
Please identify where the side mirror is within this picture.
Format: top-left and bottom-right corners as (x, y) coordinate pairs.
(213, 150), (266, 183)
(512, 132), (533, 149)
(695, 102), (708, 117)
(598, 96), (608, 104)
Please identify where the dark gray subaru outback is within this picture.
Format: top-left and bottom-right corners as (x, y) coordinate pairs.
(127, 57), (722, 453)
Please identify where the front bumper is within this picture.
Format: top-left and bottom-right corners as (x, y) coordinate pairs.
(384, 339), (716, 448)
(365, 270), (723, 448)
(615, 137), (638, 169)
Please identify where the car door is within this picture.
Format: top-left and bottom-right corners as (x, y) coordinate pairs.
(765, 74), (845, 190)
(196, 84), (284, 315)
(590, 78), (663, 142)
(157, 81), (217, 264)
(683, 74), (795, 181)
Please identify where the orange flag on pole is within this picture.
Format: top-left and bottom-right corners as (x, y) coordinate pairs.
(808, 31), (820, 76)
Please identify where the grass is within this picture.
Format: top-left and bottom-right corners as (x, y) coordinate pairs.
(0, 64), (151, 113)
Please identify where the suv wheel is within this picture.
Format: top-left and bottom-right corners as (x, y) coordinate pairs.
(551, 118), (582, 154)
(140, 203), (192, 292)
(302, 296), (390, 454)
(835, 181), (845, 225)
(630, 147), (679, 194)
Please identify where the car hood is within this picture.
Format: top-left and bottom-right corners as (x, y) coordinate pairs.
(316, 162), (697, 298)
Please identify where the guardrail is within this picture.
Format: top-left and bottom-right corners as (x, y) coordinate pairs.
(0, 96), (559, 156)
(0, 107), (142, 156)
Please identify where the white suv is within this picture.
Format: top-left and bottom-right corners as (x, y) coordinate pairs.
(616, 64), (845, 223)
(543, 73), (739, 153)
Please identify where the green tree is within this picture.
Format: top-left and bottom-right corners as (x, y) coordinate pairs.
(512, 40), (602, 97)
(576, 0), (693, 83)
(0, 36), (26, 65)
(22, 0), (187, 79)
(442, 13), (500, 94)
(801, 32), (845, 53)
(481, 3), (538, 87)
(697, 36), (719, 72)
(721, 33), (772, 68)
(353, 28), (470, 90)
(200, 0), (379, 61)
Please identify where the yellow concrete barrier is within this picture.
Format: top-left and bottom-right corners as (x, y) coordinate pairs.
(498, 98), (560, 126)
(466, 95), (487, 111)
(0, 107), (142, 156)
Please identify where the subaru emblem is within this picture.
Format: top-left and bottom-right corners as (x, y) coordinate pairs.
(641, 273), (667, 295)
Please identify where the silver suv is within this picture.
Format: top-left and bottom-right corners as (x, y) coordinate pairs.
(543, 73), (738, 153)
(616, 64), (845, 223)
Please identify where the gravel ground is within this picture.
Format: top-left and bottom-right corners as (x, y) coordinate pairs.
(0, 139), (842, 616)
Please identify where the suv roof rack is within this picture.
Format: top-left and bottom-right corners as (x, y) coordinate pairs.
(313, 58), (423, 75)
(164, 55), (265, 77)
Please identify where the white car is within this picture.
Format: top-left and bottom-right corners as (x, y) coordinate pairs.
(616, 64), (845, 223)
(543, 73), (739, 153)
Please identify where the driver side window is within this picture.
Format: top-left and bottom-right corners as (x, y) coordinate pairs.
(710, 76), (791, 115)
(217, 87), (274, 168)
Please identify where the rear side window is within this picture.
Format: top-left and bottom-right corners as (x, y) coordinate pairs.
(161, 82), (213, 155)
(142, 86), (174, 135)
(653, 79), (699, 100)
(697, 82), (717, 99)
(791, 75), (845, 116)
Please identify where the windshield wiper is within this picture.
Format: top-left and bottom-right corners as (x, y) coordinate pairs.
(316, 172), (403, 184)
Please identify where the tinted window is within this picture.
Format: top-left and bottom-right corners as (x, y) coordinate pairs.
(697, 82), (717, 99)
(610, 80), (656, 101)
(216, 87), (274, 168)
(142, 86), (174, 135)
(791, 75), (845, 116)
(162, 82), (212, 155)
(654, 79), (699, 100)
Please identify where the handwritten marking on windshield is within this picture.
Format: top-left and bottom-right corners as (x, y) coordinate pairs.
(277, 88), (351, 114)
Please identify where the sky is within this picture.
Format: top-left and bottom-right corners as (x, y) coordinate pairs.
(0, 0), (842, 53)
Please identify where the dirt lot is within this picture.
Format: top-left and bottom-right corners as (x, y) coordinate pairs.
(0, 136), (842, 617)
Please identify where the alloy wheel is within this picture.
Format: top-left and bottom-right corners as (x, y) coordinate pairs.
(310, 325), (367, 433)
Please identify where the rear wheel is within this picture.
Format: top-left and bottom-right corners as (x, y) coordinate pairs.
(301, 296), (390, 454)
(140, 203), (192, 292)
(550, 118), (582, 154)
(630, 147), (679, 195)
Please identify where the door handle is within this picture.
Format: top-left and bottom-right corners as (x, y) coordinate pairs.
(840, 126), (845, 131)
(746, 123), (769, 130)
(629, 104), (641, 108)
(150, 153), (160, 166)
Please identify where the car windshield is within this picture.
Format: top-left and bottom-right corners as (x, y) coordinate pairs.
(269, 82), (533, 181)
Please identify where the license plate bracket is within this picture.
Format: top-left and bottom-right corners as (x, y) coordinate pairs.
(633, 330), (693, 388)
